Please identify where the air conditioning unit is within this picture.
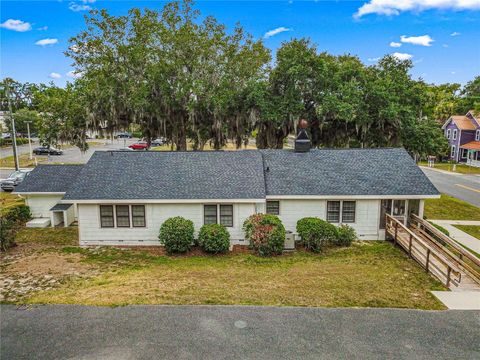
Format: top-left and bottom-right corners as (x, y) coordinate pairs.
(284, 231), (296, 250)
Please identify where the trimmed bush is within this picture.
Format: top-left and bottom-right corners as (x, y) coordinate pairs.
(198, 224), (230, 254)
(0, 204), (31, 251)
(336, 224), (357, 247)
(159, 217), (194, 254)
(296, 217), (337, 252)
(243, 214), (285, 256)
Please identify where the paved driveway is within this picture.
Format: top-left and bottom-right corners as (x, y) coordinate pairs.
(421, 167), (480, 207)
(1, 305), (479, 359)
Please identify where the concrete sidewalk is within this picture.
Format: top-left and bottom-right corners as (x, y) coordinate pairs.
(430, 220), (480, 255)
(432, 291), (480, 310)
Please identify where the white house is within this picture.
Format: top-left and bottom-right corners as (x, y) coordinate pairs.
(15, 136), (439, 246)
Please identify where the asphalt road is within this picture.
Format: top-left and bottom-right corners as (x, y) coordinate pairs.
(1, 305), (479, 360)
(421, 167), (480, 207)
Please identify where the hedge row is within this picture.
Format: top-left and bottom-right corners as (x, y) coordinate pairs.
(0, 138), (30, 147)
(0, 204), (32, 251)
(296, 217), (356, 252)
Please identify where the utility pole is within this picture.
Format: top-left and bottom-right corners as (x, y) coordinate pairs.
(26, 121), (33, 160)
(5, 84), (20, 171)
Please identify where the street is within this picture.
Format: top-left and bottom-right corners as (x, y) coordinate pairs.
(421, 167), (480, 207)
(1, 305), (479, 360)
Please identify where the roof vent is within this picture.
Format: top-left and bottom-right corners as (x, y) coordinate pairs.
(294, 119), (311, 153)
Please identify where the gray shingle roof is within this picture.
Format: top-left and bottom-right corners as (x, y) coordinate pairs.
(50, 203), (73, 211)
(15, 164), (84, 193)
(261, 148), (439, 196)
(63, 151), (266, 200)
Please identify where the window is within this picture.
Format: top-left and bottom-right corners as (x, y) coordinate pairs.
(100, 205), (114, 228)
(132, 205), (146, 227)
(461, 149), (468, 159)
(220, 205), (233, 227)
(452, 129), (457, 140)
(342, 201), (356, 223)
(204, 205), (218, 225)
(327, 201), (341, 223)
(116, 205), (130, 227)
(266, 201), (280, 215)
(451, 145), (456, 158)
(393, 200), (406, 216)
(476, 130), (480, 141)
(446, 129), (451, 139)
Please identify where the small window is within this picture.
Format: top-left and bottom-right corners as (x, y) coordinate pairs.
(393, 200), (406, 216)
(220, 205), (233, 227)
(342, 201), (356, 223)
(100, 205), (114, 228)
(266, 201), (280, 215)
(327, 201), (341, 223)
(204, 205), (218, 225)
(132, 205), (146, 227)
(476, 130), (480, 141)
(461, 149), (468, 159)
(451, 145), (456, 158)
(116, 205), (130, 227)
(446, 129), (451, 139)
(452, 129), (457, 140)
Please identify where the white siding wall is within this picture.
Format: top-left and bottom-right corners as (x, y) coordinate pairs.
(275, 199), (381, 240)
(25, 195), (64, 218)
(78, 203), (257, 246)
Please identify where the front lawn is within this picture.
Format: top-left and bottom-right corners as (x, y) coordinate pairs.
(16, 241), (445, 309)
(424, 194), (480, 221)
(454, 225), (480, 241)
(418, 161), (480, 174)
(0, 154), (47, 168)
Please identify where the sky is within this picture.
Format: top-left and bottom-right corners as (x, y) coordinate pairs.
(1, 0), (479, 87)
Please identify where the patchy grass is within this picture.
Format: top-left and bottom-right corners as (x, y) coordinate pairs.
(419, 161), (480, 174)
(454, 225), (480, 241)
(0, 191), (24, 213)
(0, 154), (48, 168)
(14, 227), (78, 246)
(424, 194), (480, 221)
(26, 242), (445, 309)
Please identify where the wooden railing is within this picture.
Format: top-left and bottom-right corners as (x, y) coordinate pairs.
(386, 214), (462, 288)
(410, 214), (480, 285)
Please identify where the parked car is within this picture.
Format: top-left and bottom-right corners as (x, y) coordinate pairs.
(116, 132), (133, 139)
(128, 141), (149, 150)
(2, 133), (11, 139)
(151, 137), (166, 146)
(0, 169), (32, 192)
(33, 146), (63, 155)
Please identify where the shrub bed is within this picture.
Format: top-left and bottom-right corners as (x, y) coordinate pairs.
(336, 224), (357, 247)
(159, 217), (194, 254)
(198, 224), (230, 254)
(243, 214), (285, 256)
(296, 217), (337, 252)
(0, 138), (29, 147)
(0, 204), (31, 251)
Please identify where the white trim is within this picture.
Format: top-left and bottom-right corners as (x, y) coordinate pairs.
(451, 145), (456, 158)
(266, 194), (440, 200)
(452, 129), (458, 140)
(446, 128), (451, 139)
(63, 198), (265, 204)
(441, 117), (452, 130)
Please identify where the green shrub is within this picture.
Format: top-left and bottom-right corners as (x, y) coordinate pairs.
(336, 224), (357, 247)
(296, 217), (337, 253)
(429, 222), (450, 236)
(0, 204), (31, 252)
(159, 217), (194, 254)
(198, 224), (230, 254)
(0, 138), (29, 147)
(243, 214), (285, 256)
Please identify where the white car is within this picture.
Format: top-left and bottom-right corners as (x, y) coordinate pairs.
(0, 169), (33, 192)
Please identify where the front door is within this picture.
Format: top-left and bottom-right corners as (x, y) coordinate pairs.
(379, 199), (392, 230)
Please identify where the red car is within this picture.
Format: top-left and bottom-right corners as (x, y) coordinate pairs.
(128, 141), (149, 150)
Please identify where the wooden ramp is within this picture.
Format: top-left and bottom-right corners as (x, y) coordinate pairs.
(386, 215), (480, 291)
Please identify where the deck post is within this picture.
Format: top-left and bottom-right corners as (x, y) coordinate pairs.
(426, 249), (430, 272)
(447, 267), (451, 287)
(394, 222), (398, 246)
(408, 234), (413, 257)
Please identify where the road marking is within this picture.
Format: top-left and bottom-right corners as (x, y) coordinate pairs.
(455, 184), (480, 194)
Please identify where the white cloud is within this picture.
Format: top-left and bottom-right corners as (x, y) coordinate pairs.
(392, 52), (413, 61)
(451, 71), (456, 74)
(69, 0), (95, 12)
(390, 41), (402, 47)
(67, 70), (83, 79)
(442, 44), (449, 48)
(264, 27), (292, 39)
(367, 57), (380, 62)
(354, 0), (480, 18)
(35, 38), (58, 46)
(450, 31), (461, 36)
(400, 35), (434, 46)
(38, 26), (48, 31)
(0, 19), (32, 32)
(49, 72), (62, 79)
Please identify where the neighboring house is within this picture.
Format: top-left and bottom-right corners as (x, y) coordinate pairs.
(15, 137), (439, 246)
(442, 110), (480, 167)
